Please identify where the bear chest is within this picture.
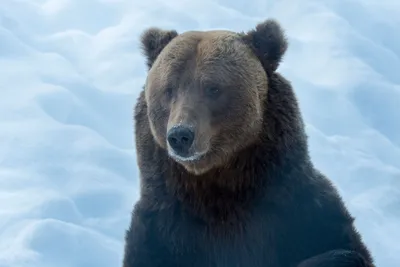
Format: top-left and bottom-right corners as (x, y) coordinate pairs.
(156, 204), (283, 267)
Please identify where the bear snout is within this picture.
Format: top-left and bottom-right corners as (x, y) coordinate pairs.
(167, 125), (195, 156)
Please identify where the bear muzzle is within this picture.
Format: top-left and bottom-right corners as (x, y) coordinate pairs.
(166, 124), (208, 162)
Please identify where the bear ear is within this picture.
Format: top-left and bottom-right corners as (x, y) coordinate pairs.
(242, 19), (288, 73)
(140, 27), (179, 69)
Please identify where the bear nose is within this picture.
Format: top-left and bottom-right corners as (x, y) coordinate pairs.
(167, 125), (195, 156)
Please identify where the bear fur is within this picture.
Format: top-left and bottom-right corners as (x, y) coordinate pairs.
(122, 19), (375, 267)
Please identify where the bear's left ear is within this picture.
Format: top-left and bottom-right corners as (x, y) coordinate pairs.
(242, 19), (288, 73)
(140, 27), (179, 69)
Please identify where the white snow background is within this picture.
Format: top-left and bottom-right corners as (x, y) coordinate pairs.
(0, 0), (399, 266)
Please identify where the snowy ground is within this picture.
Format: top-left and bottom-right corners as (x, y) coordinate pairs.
(0, 0), (399, 266)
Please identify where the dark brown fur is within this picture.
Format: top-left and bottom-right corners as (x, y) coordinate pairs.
(123, 19), (375, 267)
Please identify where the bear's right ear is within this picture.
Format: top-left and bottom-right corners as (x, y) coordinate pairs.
(140, 27), (178, 69)
(242, 19), (288, 73)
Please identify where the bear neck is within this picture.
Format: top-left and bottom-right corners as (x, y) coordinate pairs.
(164, 72), (311, 223)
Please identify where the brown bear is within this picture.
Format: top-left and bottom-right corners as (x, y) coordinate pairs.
(122, 18), (375, 267)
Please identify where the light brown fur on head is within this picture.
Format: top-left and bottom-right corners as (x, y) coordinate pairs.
(140, 20), (287, 175)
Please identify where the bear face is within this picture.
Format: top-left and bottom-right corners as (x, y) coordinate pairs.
(141, 20), (288, 175)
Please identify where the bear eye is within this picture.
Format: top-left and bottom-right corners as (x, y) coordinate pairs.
(205, 86), (221, 98)
(165, 87), (173, 99)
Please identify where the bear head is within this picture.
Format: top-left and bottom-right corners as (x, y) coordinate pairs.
(140, 19), (288, 175)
